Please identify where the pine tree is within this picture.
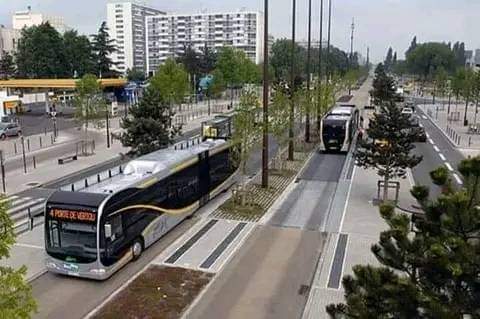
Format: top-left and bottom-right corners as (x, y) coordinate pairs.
(370, 64), (397, 106)
(406, 35), (417, 57)
(384, 47), (393, 71)
(118, 87), (181, 156)
(355, 100), (422, 201)
(0, 51), (16, 79)
(91, 22), (117, 78)
(392, 51), (397, 67)
(327, 157), (480, 318)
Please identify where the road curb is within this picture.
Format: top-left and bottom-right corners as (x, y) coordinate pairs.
(419, 105), (461, 149)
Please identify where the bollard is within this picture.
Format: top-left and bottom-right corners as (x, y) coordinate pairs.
(33, 156), (36, 169)
(39, 136), (42, 148)
(51, 135), (54, 144)
(97, 174), (101, 183)
(71, 184), (75, 192)
(14, 142), (17, 155)
(108, 169), (112, 178)
(459, 136), (461, 146)
(28, 208), (33, 231)
(44, 127), (47, 136)
(469, 136), (472, 147)
(119, 166), (123, 174)
(27, 139), (30, 152)
(175, 145), (177, 150)
(85, 179), (88, 188)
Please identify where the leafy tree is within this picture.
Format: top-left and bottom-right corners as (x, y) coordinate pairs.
(150, 58), (189, 107)
(355, 101), (422, 201)
(434, 67), (448, 106)
(119, 87), (180, 156)
(63, 30), (94, 78)
(406, 42), (456, 80)
(16, 22), (66, 78)
(74, 74), (106, 142)
(327, 156), (480, 318)
(392, 60), (408, 77)
(460, 68), (476, 125)
(269, 85), (291, 169)
(126, 68), (146, 83)
(370, 64), (397, 106)
(0, 51), (16, 79)
(270, 39), (306, 82)
(198, 44), (217, 75)
(91, 22), (117, 78)
(177, 45), (200, 80)
(232, 90), (261, 205)
(0, 198), (37, 318)
(451, 68), (466, 103)
(344, 69), (359, 95)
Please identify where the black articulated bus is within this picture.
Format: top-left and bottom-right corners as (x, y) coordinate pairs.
(45, 139), (238, 280)
(319, 105), (359, 153)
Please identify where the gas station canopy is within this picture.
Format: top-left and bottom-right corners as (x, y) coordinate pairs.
(0, 78), (127, 89)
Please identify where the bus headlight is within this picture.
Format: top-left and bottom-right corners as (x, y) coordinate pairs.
(46, 262), (58, 269)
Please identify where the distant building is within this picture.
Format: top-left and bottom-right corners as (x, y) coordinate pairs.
(107, 0), (165, 74)
(268, 34), (274, 55)
(474, 49), (480, 66)
(146, 10), (264, 75)
(12, 7), (68, 33)
(0, 26), (21, 58)
(465, 50), (474, 68)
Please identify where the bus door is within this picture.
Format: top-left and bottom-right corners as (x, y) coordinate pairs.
(198, 150), (210, 206)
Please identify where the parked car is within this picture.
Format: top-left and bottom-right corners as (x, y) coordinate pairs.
(415, 126), (427, 142)
(401, 107), (414, 116)
(0, 123), (22, 139)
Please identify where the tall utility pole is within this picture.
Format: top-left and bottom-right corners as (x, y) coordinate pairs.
(366, 46), (370, 67)
(288, 0), (296, 161)
(305, 0), (312, 143)
(350, 17), (355, 64)
(317, 0), (324, 133)
(326, 0), (332, 79)
(262, 0), (269, 188)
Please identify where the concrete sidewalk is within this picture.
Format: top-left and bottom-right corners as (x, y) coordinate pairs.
(302, 165), (417, 318)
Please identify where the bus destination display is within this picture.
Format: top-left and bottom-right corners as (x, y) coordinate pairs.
(49, 208), (96, 223)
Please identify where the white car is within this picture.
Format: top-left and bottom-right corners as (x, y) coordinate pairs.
(401, 108), (414, 116)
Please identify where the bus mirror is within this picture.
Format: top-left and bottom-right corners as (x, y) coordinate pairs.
(105, 224), (112, 239)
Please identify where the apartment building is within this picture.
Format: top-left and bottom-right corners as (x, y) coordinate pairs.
(107, 0), (165, 74)
(146, 10), (264, 75)
(0, 26), (21, 58)
(12, 7), (68, 33)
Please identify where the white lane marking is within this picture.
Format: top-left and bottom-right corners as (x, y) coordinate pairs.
(439, 153), (446, 161)
(453, 173), (463, 185)
(426, 132), (430, 139)
(419, 123), (424, 128)
(422, 115), (427, 119)
(14, 243), (43, 250)
(407, 169), (415, 187)
(433, 145), (440, 152)
(428, 138), (435, 145)
(338, 166), (356, 233)
(445, 162), (454, 172)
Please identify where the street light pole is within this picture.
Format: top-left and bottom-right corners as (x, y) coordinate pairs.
(326, 0), (332, 79)
(317, 0), (324, 133)
(305, 0), (312, 143)
(288, 0), (296, 161)
(262, 0), (269, 188)
(106, 107), (111, 148)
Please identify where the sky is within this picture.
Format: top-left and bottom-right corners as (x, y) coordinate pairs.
(1, 0), (480, 62)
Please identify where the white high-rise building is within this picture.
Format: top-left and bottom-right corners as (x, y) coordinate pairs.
(146, 10), (264, 75)
(12, 7), (68, 33)
(107, 0), (165, 74)
(0, 26), (21, 58)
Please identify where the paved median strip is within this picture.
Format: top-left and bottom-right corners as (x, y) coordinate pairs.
(327, 233), (349, 289)
(164, 219), (218, 264)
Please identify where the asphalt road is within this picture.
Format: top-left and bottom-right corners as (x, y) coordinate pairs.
(411, 107), (465, 197)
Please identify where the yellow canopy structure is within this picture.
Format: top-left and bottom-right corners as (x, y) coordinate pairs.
(0, 78), (127, 89)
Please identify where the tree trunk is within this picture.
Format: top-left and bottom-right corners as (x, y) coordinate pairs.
(383, 173), (390, 202)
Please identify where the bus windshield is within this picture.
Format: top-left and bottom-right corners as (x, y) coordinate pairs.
(46, 208), (98, 264)
(323, 119), (347, 138)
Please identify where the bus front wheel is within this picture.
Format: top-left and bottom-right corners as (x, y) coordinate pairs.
(132, 239), (143, 260)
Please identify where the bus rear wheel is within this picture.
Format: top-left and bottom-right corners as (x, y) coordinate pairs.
(132, 239), (143, 260)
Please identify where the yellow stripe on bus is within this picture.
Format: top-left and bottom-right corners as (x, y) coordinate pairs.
(111, 202), (199, 217)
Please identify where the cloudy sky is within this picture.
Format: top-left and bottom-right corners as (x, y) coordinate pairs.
(1, 0), (479, 62)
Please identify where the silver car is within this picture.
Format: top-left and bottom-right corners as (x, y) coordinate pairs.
(0, 123), (22, 139)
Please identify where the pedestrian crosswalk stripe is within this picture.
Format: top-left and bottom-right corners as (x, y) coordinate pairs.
(9, 197), (33, 207)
